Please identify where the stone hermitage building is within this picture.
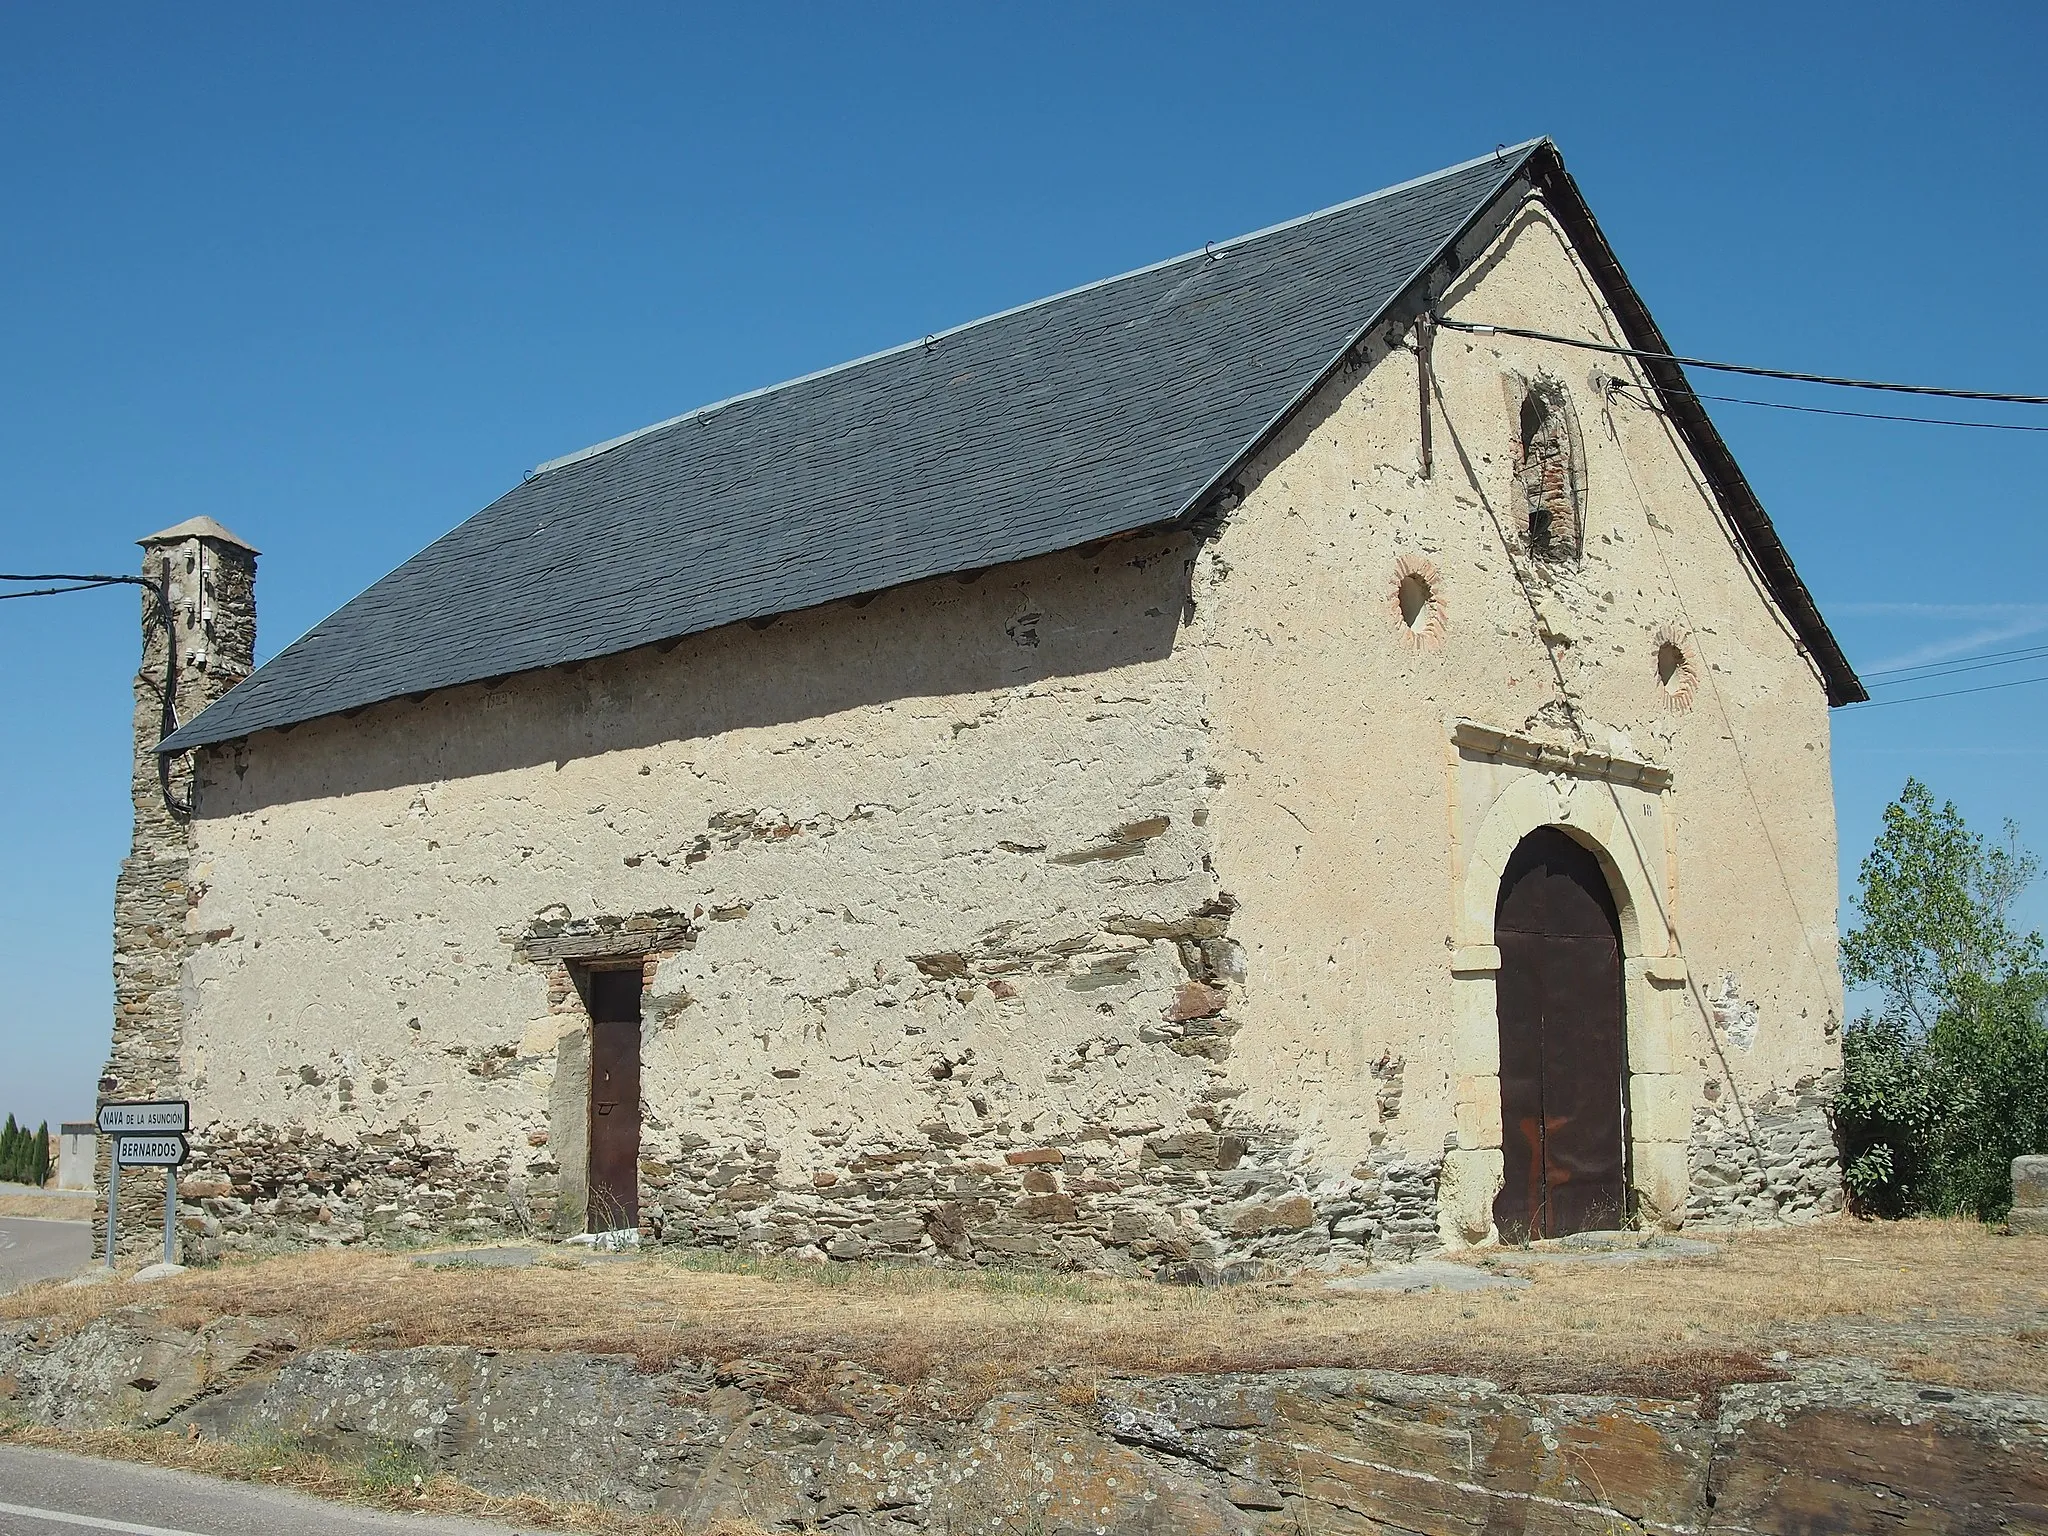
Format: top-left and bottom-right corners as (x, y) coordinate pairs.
(104, 141), (1863, 1268)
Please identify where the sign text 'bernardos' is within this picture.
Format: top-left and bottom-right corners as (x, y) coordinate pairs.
(98, 1100), (189, 1135)
(114, 1135), (189, 1167)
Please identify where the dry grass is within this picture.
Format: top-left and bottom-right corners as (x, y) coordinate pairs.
(0, 1192), (91, 1220)
(5, 1218), (2043, 1413)
(0, 1420), (766, 1534)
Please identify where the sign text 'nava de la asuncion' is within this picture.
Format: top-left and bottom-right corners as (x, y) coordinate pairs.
(97, 1100), (189, 1135)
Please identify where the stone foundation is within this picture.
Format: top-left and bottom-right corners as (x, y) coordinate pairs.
(169, 1111), (1444, 1276)
(168, 1064), (1857, 1265)
(1686, 1070), (1843, 1227)
(170, 1068), (1854, 1264)
(639, 1121), (1442, 1278)
(175, 1124), (526, 1258)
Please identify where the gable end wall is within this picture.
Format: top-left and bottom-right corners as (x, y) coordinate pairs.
(1197, 192), (1843, 1237)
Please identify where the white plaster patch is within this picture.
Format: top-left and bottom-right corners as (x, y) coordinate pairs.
(1710, 973), (1761, 1053)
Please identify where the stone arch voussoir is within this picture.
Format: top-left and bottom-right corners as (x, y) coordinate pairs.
(1443, 767), (1690, 1246)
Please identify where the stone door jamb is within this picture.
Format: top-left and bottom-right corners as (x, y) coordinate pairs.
(1439, 722), (1692, 1246)
(514, 910), (693, 1237)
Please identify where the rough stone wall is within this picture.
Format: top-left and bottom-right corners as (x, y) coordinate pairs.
(101, 526), (256, 1255)
(1687, 1068), (1845, 1227)
(154, 189), (1847, 1264)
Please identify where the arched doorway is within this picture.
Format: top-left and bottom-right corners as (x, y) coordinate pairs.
(1493, 827), (1628, 1240)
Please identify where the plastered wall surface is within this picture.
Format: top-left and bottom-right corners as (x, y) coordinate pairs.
(178, 538), (1266, 1263)
(160, 192), (1842, 1266)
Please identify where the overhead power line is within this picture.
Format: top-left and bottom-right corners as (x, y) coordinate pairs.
(0, 571), (151, 601)
(1433, 318), (2048, 406)
(1616, 383), (2048, 433)
(1848, 672), (2048, 709)
(1866, 643), (2048, 685)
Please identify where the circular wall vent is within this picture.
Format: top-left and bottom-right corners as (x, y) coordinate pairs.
(1653, 622), (1699, 710)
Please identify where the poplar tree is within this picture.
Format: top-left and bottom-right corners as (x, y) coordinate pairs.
(1837, 779), (2048, 1219)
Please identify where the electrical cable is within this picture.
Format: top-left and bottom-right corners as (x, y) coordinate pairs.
(1593, 366), (1847, 1211)
(1433, 317), (2048, 405)
(1864, 641), (2048, 680)
(1846, 672), (2048, 709)
(0, 571), (152, 601)
(1866, 648), (2048, 687)
(2, 564), (191, 816)
(1612, 383), (2048, 433)
(0, 580), (128, 600)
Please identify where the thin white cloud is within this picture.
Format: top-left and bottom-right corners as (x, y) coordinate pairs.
(1831, 602), (2048, 617)
(1831, 603), (2048, 674)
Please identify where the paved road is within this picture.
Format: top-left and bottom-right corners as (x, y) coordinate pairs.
(0, 1446), (536, 1535)
(0, 1219), (91, 1294)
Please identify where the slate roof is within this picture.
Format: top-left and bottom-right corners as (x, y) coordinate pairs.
(163, 139), (1859, 753)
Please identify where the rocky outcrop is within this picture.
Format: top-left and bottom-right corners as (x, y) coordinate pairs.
(4, 1317), (2042, 1532)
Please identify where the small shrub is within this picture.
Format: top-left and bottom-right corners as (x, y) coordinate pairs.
(353, 1437), (433, 1497)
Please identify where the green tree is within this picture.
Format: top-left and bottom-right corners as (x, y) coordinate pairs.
(1837, 779), (2048, 1219)
(0, 1116), (56, 1185)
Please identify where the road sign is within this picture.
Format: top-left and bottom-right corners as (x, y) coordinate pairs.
(98, 1100), (189, 1135)
(114, 1135), (188, 1168)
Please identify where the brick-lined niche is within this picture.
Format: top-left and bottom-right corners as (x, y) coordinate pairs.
(1504, 373), (1585, 562)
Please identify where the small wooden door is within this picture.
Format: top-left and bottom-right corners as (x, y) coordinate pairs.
(1493, 827), (1628, 1241)
(587, 968), (642, 1234)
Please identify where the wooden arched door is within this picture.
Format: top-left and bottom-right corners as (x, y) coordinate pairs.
(1492, 827), (1628, 1240)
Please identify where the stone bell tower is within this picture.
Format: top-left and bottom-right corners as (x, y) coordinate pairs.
(99, 517), (257, 1255)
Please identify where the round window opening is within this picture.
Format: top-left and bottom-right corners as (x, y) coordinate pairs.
(1398, 572), (1434, 632)
(1656, 640), (1687, 692)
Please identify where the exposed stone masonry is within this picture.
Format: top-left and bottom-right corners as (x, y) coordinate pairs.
(177, 1123), (520, 1257)
(172, 1112), (1443, 1274)
(101, 520), (258, 1256)
(1686, 1070), (1843, 1227)
(634, 1119), (1442, 1278)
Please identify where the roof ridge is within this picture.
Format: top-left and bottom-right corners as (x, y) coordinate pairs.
(529, 139), (1549, 478)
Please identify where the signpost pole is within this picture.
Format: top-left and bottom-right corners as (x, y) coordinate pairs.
(105, 1142), (120, 1269)
(161, 1161), (178, 1265)
(97, 1104), (191, 1269)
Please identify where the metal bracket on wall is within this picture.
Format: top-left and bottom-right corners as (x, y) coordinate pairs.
(1417, 313), (1436, 479)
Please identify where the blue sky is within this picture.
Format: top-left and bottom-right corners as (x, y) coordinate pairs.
(2, 4), (2043, 1128)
